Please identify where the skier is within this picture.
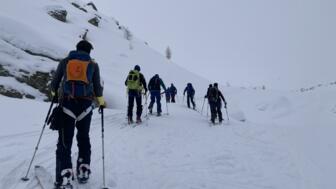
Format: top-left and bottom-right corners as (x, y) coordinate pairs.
(148, 74), (166, 116)
(208, 83), (227, 123)
(170, 83), (177, 103)
(165, 86), (171, 103)
(183, 83), (196, 109)
(125, 65), (147, 124)
(50, 40), (105, 188)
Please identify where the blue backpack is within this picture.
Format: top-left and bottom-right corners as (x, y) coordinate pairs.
(63, 51), (95, 97)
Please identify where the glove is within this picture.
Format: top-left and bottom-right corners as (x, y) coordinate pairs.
(51, 90), (58, 102)
(224, 102), (227, 108)
(97, 96), (106, 108)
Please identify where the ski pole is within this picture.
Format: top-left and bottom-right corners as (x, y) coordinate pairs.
(206, 101), (209, 118)
(144, 93), (149, 126)
(165, 94), (169, 115)
(166, 100), (169, 115)
(225, 107), (230, 124)
(144, 93), (148, 118)
(201, 98), (205, 115)
(21, 98), (55, 181)
(99, 107), (109, 189)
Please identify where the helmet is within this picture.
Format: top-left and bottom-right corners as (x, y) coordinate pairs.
(134, 65), (141, 71)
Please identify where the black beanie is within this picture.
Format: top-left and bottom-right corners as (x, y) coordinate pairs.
(76, 40), (93, 54)
(134, 65), (141, 71)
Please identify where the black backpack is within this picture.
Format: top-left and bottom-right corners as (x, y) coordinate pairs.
(208, 87), (219, 102)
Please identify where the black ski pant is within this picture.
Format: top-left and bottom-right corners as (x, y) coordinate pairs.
(209, 100), (222, 121)
(148, 91), (162, 113)
(56, 98), (92, 183)
(171, 94), (176, 103)
(166, 93), (171, 103)
(187, 95), (195, 108)
(127, 90), (142, 119)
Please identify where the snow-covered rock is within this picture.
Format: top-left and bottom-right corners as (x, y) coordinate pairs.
(46, 5), (68, 23)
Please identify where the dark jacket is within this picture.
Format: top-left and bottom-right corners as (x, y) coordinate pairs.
(217, 90), (226, 104)
(208, 87), (226, 104)
(205, 87), (212, 98)
(51, 50), (103, 98)
(124, 71), (147, 92)
(166, 87), (171, 95)
(170, 85), (177, 95)
(183, 84), (195, 96)
(148, 75), (166, 91)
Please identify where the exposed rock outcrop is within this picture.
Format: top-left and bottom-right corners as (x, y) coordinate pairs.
(86, 2), (98, 11)
(88, 17), (100, 27)
(0, 85), (23, 98)
(71, 2), (87, 13)
(0, 65), (12, 77)
(47, 6), (67, 22)
(16, 71), (53, 99)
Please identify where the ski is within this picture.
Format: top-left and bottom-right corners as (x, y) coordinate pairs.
(131, 121), (143, 127)
(35, 165), (83, 189)
(208, 121), (224, 126)
(123, 118), (145, 127)
(148, 112), (167, 117)
(34, 165), (56, 189)
(76, 178), (90, 189)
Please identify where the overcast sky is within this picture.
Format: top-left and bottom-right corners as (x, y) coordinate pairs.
(89, 0), (336, 90)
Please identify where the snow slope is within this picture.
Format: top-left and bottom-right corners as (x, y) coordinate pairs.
(1, 85), (335, 189)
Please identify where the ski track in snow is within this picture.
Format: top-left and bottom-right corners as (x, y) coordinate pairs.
(1, 92), (335, 189)
(3, 103), (300, 189)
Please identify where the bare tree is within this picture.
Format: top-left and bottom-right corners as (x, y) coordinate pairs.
(166, 46), (172, 60)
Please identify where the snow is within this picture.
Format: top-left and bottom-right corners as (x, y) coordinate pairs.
(0, 0), (336, 188)
(1, 84), (336, 189)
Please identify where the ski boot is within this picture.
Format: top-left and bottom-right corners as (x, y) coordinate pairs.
(157, 112), (161, 117)
(128, 116), (134, 124)
(211, 119), (215, 124)
(77, 164), (90, 184)
(136, 116), (142, 124)
(149, 108), (153, 114)
(55, 169), (73, 189)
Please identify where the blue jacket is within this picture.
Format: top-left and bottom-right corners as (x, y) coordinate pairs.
(148, 75), (166, 91)
(184, 83), (195, 96)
